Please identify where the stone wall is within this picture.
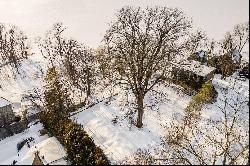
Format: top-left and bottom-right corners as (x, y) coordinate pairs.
(0, 127), (10, 139)
(27, 113), (39, 124)
(10, 120), (28, 134)
(0, 113), (39, 140)
(0, 120), (28, 140)
(0, 104), (15, 127)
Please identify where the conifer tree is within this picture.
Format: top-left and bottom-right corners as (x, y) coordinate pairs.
(44, 66), (71, 115)
(41, 66), (71, 135)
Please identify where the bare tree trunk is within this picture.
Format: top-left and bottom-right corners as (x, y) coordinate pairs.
(86, 67), (91, 98)
(136, 93), (144, 128)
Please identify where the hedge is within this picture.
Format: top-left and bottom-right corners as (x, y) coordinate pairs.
(185, 81), (217, 119)
(39, 111), (110, 165)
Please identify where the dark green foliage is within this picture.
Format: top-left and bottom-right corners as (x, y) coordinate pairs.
(63, 121), (109, 165)
(39, 111), (110, 165)
(44, 67), (72, 115)
(192, 82), (216, 104)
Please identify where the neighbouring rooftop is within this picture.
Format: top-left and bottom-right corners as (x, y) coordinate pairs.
(0, 97), (11, 108)
(19, 137), (67, 165)
(171, 60), (216, 77)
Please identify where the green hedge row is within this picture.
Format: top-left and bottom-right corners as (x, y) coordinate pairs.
(39, 111), (110, 165)
(185, 82), (217, 119)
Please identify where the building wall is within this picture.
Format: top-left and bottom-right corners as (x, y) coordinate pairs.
(0, 104), (15, 127)
(171, 66), (216, 92)
(0, 107), (39, 140)
(205, 70), (216, 81)
(172, 67), (203, 83)
(0, 120), (29, 140)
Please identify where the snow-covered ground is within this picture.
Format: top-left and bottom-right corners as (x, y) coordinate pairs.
(0, 52), (46, 103)
(71, 74), (249, 164)
(0, 49), (249, 164)
(0, 122), (48, 165)
(71, 84), (192, 164)
(0, 122), (67, 165)
(0, 49), (58, 165)
(203, 74), (249, 130)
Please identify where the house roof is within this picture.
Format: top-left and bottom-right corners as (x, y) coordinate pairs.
(19, 137), (67, 165)
(0, 97), (11, 107)
(171, 60), (216, 77)
(232, 49), (242, 62)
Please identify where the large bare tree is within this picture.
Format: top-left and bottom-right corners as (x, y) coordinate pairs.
(61, 39), (95, 104)
(103, 6), (192, 128)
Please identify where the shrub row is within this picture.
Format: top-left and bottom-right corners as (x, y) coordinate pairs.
(185, 82), (217, 119)
(39, 111), (110, 165)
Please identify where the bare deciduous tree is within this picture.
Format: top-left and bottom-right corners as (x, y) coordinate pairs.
(0, 23), (29, 71)
(220, 22), (249, 54)
(127, 79), (248, 165)
(37, 22), (66, 66)
(103, 6), (192, 128)
(232, 22), (249, 53)
(61, 39), (95, 104)
(38, 23), (96, 104)
(185, 30), (207, 54)
(162, 79), (249, 165)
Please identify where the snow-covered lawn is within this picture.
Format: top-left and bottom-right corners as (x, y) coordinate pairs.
(0, 50), (248, 165)
(0, 52), (46, 103)
(213, 74), (249, 98)
(72, 85), (191, 164)
(202, 74), (249, 129)
(71, 74), (249, 164)
(0, 122), (48, 165)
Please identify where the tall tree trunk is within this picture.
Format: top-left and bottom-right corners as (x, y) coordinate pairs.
(86, 67), (91, 99)
(136, 93), (144, 128)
